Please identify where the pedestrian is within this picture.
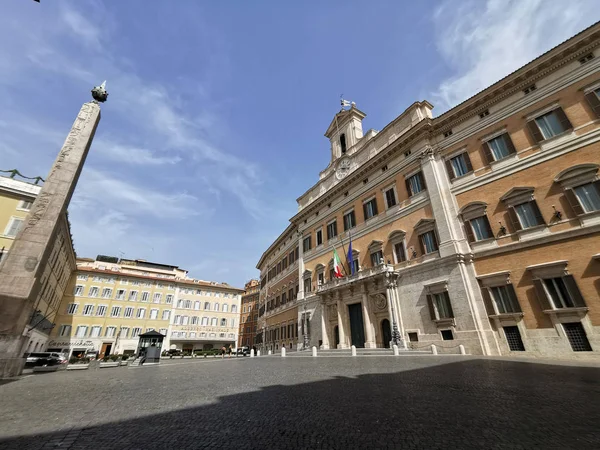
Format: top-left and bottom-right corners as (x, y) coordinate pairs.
(228, 344), (233, 358)
(221, 346), (226, 358)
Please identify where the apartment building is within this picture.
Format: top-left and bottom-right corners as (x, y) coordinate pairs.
(257, 23), (600, 358)
(0, 174), (76, 354)
(48, 256), (243, 358)
(238, 279), (259, 348)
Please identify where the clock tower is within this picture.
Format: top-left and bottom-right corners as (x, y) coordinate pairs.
(324, 102), (366, 163)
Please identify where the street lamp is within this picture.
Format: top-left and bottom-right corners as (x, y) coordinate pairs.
(303, 303), (310, 350)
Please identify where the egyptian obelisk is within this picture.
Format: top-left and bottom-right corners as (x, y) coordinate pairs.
(0, 83), (107, 378)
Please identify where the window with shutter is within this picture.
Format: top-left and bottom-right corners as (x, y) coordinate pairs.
(572, 182), (600, 213)
(531, 108), (573, 141)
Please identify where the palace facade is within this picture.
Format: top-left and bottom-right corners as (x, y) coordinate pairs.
(257, 23), (600, 358)
(238, 279), (259, 348)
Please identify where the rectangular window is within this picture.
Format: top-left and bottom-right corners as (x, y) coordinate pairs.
(489, 285), (521, 314)
(153, 293), (161, 303)
(573, 182), (600, 213)
(150, 309), (158, 320)
(124, 307), (134, 318)
(441, 329), (454, 340)
(111, 306), (121, 317)
(129, 291), (138, 301)
(350, 258), (359, 274)
(318, 272), (324, 285)
(137, 308), (146, 319)
(544, 278), (578, 309)
(75, 326), (88, 338)
(394, 242), (406, 263)
(17, 200), (33, 211)
(58, 325), (71, 337)
(162, 310), (170, 320)
(304, 277), (311, 293)
(316, 229), (323, 246)
(105, 327), (116, 338)
(101, 288), (113, 299)
(74, 285), (84, 296)
(513, 201), (544, 229)
(132, 328), (142, 338)
(165, 294), (173, 304)
(343, 210), (356, 231)
(370, 250), (383, 267)
(534, 109), (572, 140)
(447, 153), (472, 179)
(116, 289), (126, 300)
(77, 274), (88, 281)
(82, 304), (94, 316)
(384, 187), (397, 208)
(303, 236), (312, 252)
(563, 322), (592, 352)
(4, 217), (24, 237)
(67, 303), (78, 315)
(420, 231), (439, 254)
(432, 292), (454, 319)
(120, 327), (130, 338)
(503, 326), (525, 351)
(363, 198), (378, 220)
(486, 134), (515, 162)
(88, 287), (99, 297)
(90, 326), (102, 338)
(96, 305), (107, 316)
(406, 172), (425, 196)
(326, 220), (338, 240)
(141, 292), (149, 302)
(469, 216), (493, 241)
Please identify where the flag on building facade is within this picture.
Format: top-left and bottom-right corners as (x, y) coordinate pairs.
(347, 232), (355, 276)
(332, 247), (344, 278)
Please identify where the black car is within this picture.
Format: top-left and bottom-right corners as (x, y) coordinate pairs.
(236, 346), (250, 356)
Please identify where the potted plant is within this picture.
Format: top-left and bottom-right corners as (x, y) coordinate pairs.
(67, 356), (90, 370)
(120, 354), (129, 366)
(99, 355), (120, 368)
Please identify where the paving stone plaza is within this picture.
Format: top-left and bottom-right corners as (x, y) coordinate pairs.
(1, 356), (599, 449)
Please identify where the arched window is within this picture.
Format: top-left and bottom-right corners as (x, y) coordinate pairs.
(231, 305), (237, 313)
(220, 318), (227, 326)
(222, 304), (229, 312)
(214, 303), (220, 312)
(211, 317), (217, 326)
(204, 302), (210, 310)
(194, 301), (200, 310)
(340, 133), (347, 154)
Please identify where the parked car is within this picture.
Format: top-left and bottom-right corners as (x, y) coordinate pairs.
(25, 352), (67, 368)
(236, 346), (250, 356)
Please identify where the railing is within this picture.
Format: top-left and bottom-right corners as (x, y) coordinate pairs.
(317, 264), (393, 294)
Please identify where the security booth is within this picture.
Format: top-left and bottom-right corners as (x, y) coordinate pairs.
(136, 330), (165, 364)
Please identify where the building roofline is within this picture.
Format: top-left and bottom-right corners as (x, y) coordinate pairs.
(255, 222), (296, 270)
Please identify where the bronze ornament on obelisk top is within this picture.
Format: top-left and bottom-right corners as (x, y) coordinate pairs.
(0, 83), (107, 378)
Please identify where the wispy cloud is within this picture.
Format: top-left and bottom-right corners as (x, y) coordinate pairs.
(94, 140), (182, 166)
(430, 0), (600, 111)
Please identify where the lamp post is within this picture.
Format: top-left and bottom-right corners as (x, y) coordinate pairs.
(385, 269), (402, 348)
(303, 303), (310, 350)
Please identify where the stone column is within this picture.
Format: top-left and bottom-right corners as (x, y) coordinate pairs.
(336, 295), (347, 349)
(361, 284), (376, 349)
(320, 300), (330, 349)
(297, 231), (305, 300)
(0, 101), (101, 378)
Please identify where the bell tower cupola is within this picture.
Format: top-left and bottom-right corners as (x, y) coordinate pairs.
(324, 100), (366, 162)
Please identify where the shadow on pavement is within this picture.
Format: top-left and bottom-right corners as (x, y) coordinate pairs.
(1, 359), (599, 449)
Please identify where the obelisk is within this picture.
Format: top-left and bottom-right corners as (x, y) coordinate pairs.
(0, 83), (107, 378)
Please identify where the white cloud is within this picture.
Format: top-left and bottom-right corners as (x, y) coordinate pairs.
(94, 140), (182, 166)
(60, 4), (104, 50)
(431, 0), (600, 111)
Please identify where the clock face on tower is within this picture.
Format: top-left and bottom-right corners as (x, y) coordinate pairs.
(335, 157), (351, 180)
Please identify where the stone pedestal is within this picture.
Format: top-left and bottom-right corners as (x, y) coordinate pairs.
(0, 102), (101, 379)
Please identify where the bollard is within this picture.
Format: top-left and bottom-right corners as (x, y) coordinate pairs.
(268, 350), (272, 356)
(257, 350), (261, 357)
(431, 344), (438, 355)
(281, 347), (286, 357)
(393, 344), (399, 356)
(351, 345), (357, 356)
(312, 346), (317, 357)
(459, 344), (466, 355)
(250, 349), (255, 358)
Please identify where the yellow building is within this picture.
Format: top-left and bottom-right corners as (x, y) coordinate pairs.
(48, 256), (243, 358)
(0, 172), (76, 354)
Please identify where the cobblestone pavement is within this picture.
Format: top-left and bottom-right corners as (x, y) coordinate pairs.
(1, 355), (599, 449)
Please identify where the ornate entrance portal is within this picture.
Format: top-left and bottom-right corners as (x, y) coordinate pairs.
(348, 303), (365, 348)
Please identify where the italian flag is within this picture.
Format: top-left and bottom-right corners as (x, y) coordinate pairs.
(332, 247), (344, 278)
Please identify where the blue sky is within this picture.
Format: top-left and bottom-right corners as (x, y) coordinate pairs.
(1, 1), (598, 288)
